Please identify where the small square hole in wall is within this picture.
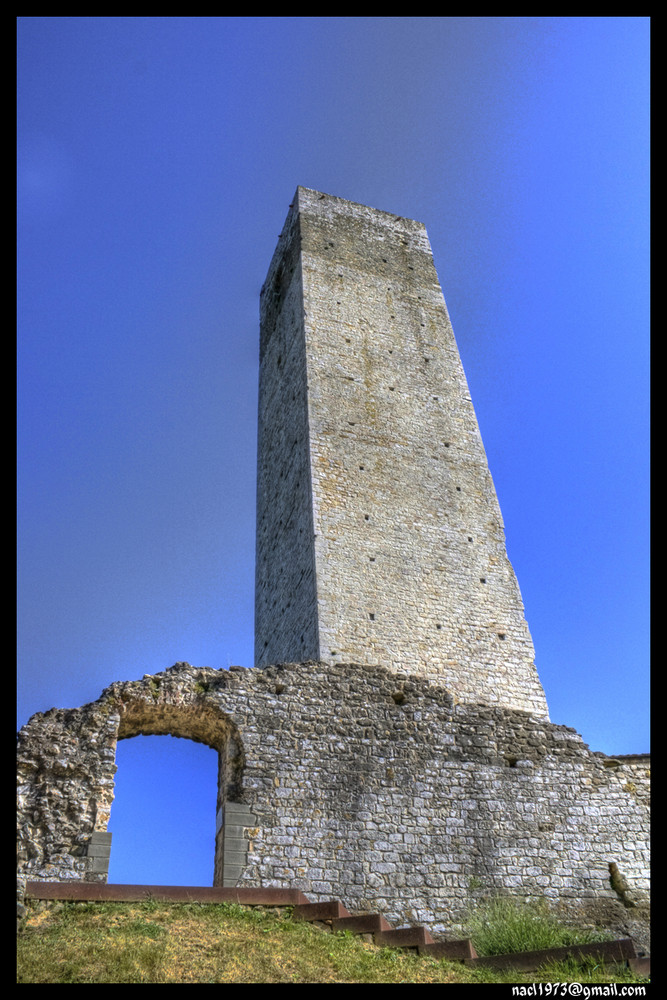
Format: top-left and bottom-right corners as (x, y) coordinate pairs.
(369, 613), (375, 621)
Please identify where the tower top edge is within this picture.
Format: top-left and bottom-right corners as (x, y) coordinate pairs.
(261, 188), (432, 301)
(293, 186), (428, 232)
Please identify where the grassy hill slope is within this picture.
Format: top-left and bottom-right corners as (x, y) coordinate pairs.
(17, 899), (648, 985)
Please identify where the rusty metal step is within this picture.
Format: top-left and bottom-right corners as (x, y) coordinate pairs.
(420, 938), (478, 961)
(292, 900), (351, 921)
(332, 912), (393, 935)
(375, 925), (435, 948)
(468, 938), (638, 973)
(25, 881), (310, 906)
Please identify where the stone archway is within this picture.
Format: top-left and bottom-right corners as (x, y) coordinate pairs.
(109, 733), (219, 885)
(17, 667), (254, 888)
(116, 698), (248, 886)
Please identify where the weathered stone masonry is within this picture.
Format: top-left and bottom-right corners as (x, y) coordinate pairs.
(18, 190), (648, 943)
(18, 661), (648, 940)
(256, 188), (548, 718)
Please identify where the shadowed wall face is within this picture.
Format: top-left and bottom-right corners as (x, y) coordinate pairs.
(255, 187), (548, 719)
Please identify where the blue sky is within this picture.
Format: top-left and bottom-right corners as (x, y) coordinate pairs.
(18, 17), (649, 886)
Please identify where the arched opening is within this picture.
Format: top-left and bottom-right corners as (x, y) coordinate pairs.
(108, 735), (218, 886)
(106, 699), (247, 887)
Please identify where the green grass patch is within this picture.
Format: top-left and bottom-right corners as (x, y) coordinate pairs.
(467, 896), (611, 957)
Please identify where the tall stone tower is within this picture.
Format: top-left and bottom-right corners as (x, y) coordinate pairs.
(255, 187), (548, 718)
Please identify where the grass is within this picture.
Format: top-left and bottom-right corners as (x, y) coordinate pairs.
(467, 896), (612, 957)
(17, 898), (648, 985)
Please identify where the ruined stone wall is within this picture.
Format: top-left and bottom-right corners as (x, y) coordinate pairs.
(17, 662), (649, 941)
(255, 188), (548, 718)
(17, 702), (119, 884)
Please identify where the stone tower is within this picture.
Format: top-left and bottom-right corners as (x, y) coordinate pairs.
(255, 187), (548, 718)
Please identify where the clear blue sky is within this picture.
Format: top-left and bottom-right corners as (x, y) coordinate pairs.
(18, 17), (649, 886)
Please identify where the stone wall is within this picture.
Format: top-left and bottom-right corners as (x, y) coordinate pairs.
(17, 661), (649, 943)
(255, 188), (548, 718)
